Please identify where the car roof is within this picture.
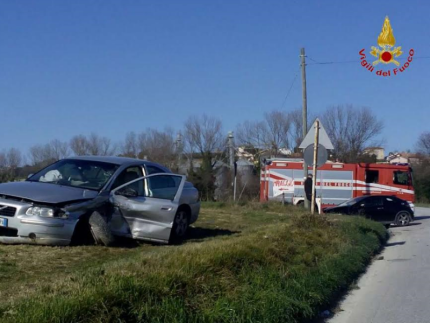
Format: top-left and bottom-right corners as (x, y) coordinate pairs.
(65, 156), (170, 171)
(361, 195), (399, 200)
(66, 155), (145, 165)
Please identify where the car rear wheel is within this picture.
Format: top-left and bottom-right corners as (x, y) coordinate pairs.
(169, 209), (189, 244)
(395, 211), (411, 227)
(89, 211), (115, 246)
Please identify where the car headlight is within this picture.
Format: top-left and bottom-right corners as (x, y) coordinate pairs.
(26, 207), (55, 217)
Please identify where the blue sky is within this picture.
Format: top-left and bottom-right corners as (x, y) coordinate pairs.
(1, 0), (429, 157)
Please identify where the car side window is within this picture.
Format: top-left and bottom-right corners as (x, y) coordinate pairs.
(384, 197), (396, 206)
(111, 166), (144, 195)
(364, 197), (383, 207)
(145, 165), (165, 175)
(146, 175), (182, 200)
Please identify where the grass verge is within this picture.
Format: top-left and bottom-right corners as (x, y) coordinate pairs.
(416, 203), (430, 208)
(0, 203), (387, 323)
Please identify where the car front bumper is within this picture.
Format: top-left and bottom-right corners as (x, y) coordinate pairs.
(0, 198), (77, 246)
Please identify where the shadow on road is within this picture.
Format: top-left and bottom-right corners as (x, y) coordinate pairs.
(407, 222), (422, 226)
(385, 241), (406, 247)
(414, 216), (430, 221)
(389, 222), (422, 229)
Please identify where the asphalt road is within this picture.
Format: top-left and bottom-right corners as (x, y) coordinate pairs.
(328, 207), (430, 323)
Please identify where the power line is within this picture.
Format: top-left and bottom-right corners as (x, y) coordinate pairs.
(280, 67), (300, 109)
(308, 57), (357, 65)
(307, 55), (430, 65)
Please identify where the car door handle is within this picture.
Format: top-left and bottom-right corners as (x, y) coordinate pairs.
(161, 207), (173, 211)
(377, 207), (383, 210)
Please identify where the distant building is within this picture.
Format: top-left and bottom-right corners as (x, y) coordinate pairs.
(386, 152), (422, 165)
(236, 146), (292, 165)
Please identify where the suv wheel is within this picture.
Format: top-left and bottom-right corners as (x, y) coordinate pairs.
(395, 211), (411, 227)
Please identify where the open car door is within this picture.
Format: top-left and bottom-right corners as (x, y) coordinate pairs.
(109, 173), (186, 243)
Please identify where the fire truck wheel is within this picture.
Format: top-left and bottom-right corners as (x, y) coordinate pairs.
(395, 211), (412, 227)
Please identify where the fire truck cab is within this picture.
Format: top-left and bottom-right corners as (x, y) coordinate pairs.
(260, 158), (414, 212)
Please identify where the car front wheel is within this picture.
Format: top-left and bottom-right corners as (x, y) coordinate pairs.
(395, 211), (412, 227)
(89, 211), (115, 246)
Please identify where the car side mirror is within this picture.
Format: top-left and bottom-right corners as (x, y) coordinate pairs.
(115, 187), (138, 198)
(27, 173), (34, 179)
(360, 204), (365, 207)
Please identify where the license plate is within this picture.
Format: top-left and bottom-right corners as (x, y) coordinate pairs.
(0, 218), (8, 227)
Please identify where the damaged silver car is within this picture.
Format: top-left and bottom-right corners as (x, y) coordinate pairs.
(0, 156), (200, 246)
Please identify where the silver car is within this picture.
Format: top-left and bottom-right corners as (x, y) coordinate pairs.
(0, 156), (200, 246)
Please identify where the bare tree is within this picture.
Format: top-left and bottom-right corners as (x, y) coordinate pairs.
(29, 140), (69, 166)
(28, 144), (48, 165)
(119, 129), (179, 169)
(263, 110), (291, 155)
(121, 132), (139, 158)
(70, 135), (89, 156)
(185, 115), (223, 155)
(184, 115), (224, 201)
(87, 133), (116, 156)
(416, 132), (430, 155)
(140, 128), (177, 168)
(321, 105), (383, 162)
(0, 151), (6, 169)
(288, 108), (315, 151)
(0, 148), (22, 182)
(236, 110), (291, 156)
(236, 120), (267, 149)
(6, 148), (22, 169)
(50, 139), (69, 160)
(70, 134), (115, 156)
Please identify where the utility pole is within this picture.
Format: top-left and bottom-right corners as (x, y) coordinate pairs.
(300, 48), (309, 209)
(228, 131), (234, 170)
(228, 131), (237, 201)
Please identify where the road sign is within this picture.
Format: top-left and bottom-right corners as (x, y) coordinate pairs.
(299, 118), (334, 149)
(304, 144), (328, 168)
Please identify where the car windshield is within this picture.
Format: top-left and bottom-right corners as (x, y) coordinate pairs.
(27, 159), (119, 191)
(338, 196), (366, 207)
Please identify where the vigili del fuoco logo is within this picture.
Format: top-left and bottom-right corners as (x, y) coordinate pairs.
(359, 16), (414, 76)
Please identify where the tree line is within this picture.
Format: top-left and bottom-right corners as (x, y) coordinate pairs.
(413, 132), (430, 203)
(3, 104), (428, 202)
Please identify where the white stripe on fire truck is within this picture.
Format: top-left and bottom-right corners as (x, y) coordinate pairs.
(266, 176), (414, 195)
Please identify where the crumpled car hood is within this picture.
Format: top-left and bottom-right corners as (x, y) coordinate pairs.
(0, 181), (98, 204)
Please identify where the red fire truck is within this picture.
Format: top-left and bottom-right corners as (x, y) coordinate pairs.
(260, 158), (415, 211)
